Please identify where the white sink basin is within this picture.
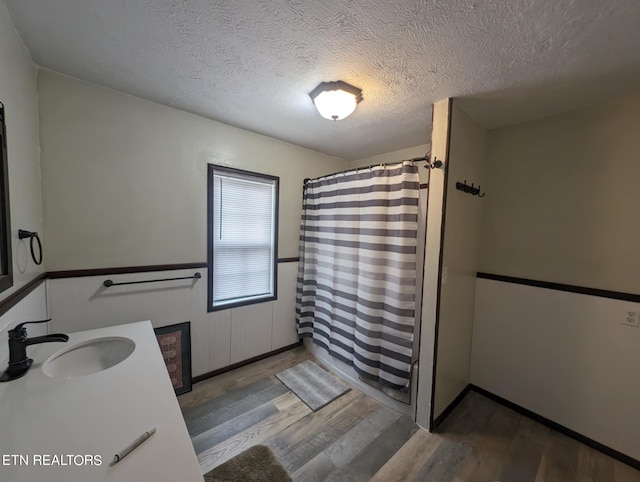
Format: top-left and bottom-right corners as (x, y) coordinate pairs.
(42, 336), (136, 378)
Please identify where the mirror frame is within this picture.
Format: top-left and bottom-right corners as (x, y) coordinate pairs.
(0, 103), (13, 294)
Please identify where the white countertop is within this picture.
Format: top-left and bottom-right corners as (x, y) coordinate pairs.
(0, 321), (203, 481)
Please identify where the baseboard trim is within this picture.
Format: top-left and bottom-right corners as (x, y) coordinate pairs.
(432, 384), (471, 430)
(468, 384), (640, 471)
(192, 340), (304, 384)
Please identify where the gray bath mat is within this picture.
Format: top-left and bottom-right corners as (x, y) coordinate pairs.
(275, 360), (351, 411)
(203, 445), (292, 482)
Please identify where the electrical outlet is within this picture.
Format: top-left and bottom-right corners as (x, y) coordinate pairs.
(622, 310), (639, 327)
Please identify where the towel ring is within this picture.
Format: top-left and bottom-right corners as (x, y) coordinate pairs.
(18, 230), (43, 265)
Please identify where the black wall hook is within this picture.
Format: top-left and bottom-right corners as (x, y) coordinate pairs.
(455, 180), (486, 198)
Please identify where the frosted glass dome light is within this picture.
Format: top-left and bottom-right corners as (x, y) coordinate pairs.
(309, 81), (363, 121)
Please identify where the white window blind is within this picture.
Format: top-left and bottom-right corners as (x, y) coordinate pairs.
(211, 169), (277, 308)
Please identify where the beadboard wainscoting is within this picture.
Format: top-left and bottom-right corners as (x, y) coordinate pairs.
(471, 276), (640, 462)
(47, 263), (299, 377)
(0, 282), (48, 366)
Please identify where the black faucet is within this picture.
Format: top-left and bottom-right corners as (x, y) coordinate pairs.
(0, 319), (69, 382)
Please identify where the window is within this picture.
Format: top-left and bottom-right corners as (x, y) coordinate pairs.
(207, 165), (279, 311)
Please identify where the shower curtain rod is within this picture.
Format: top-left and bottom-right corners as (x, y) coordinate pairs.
(303, 153), (441, 186)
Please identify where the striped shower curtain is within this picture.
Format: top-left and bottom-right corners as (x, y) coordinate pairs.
(295, 161), (420, 389)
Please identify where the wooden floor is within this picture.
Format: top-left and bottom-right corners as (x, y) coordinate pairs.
(179, 347), (640, 481)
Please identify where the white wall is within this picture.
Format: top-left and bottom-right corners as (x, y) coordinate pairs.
(471, 91), (640, 460)
(0, 3), (45, 307)
(479, 91), (640, 293)
(432, 102), (487, 419)
(37, 70), (350, 374)
(472, 278), (640, 461)
(38, 70), (347, 270)
(48, 262), (299, 377)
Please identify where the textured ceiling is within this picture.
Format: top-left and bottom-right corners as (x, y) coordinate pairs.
(4, 0), (640, 160)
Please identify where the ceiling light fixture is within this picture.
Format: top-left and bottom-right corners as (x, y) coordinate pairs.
(309, 81), (363, 121)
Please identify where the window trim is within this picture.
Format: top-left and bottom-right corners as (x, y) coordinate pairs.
(207, 164), (279, 312)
